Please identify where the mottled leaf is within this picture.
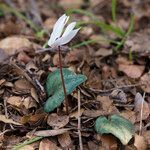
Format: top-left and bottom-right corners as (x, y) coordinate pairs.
(44, 68), (87, 112)
(95, 115), (135, 145)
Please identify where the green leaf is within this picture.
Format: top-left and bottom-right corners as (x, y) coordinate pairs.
(95, 115), (135, 145)
(44, 68), (87, 113)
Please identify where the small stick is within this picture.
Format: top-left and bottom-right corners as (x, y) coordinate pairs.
(58, 46), (69, 114)
(78, 89), (83, 150)
(139, 92), (145, 135)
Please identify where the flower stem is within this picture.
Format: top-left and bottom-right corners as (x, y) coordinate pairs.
(58, 46), (69, 114)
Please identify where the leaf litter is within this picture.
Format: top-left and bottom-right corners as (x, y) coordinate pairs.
(0, 0), (150, 149)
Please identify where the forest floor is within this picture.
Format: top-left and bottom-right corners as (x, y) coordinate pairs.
(0, 0), (150, 149)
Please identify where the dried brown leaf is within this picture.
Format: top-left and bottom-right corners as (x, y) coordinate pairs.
(6, 96), (37, 110)
(134, 93), (150, 122)
(47, 113), (69, 129)
(96, 134), (118, 150)
(83, 110), (107, 118)
(39, 139), (60, 150)
(14, 78), (33, 92)
(124, 29), (150, 56)
(58, 132), (72, 149)
(17, 51), (31, 64)
(0, 37), (32, 55)
(31, 88), (39, 103)
(23, 97), (37, 109)
(143, 130), (150, 145)
(120, 110), (136, 124)
(20, 113), (46, 125)
(7, 96), (22, 108)
(140, 72), (150, 93)
(134, 134), (147, 150)
(70, 108), (85, 119)
(97, 96), (112, 110)
(119, 64), (144, 79)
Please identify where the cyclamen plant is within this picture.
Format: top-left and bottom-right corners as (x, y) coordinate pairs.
(48, 14), (80, 113)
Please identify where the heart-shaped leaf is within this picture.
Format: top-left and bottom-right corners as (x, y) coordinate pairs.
(44, 68), (87, 113)
(95, 115), (135, 145)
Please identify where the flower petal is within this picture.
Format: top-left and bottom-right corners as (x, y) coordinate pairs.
(54, 28), (80, 46)
(48, 14), (69, 46)
(62, 22), (76, 37)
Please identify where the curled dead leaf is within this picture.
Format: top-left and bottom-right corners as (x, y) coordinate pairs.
(134, 93), (150, 122)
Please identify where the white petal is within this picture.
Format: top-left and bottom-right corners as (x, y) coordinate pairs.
(48, 14), (69, 46)
(62, 22), (76, 37)
(54, 28), (80, 46)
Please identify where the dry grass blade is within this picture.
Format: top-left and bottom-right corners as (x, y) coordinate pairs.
(139, 92), (145, 135)
(34, 128), (70, 137)
(78, 89), (83, 150)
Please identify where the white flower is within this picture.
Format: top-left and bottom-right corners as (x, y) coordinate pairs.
(48, 14), (80, 48)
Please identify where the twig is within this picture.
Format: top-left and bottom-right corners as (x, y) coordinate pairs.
(139, 92), (145, 135)
(89, 83), (141, 95)
(35, 46), (70, 53)
(78, 89), (83, 150)
(58, 46), (68, 114)
(143, 122), (150, 130)
(0, 129), (11, 136)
